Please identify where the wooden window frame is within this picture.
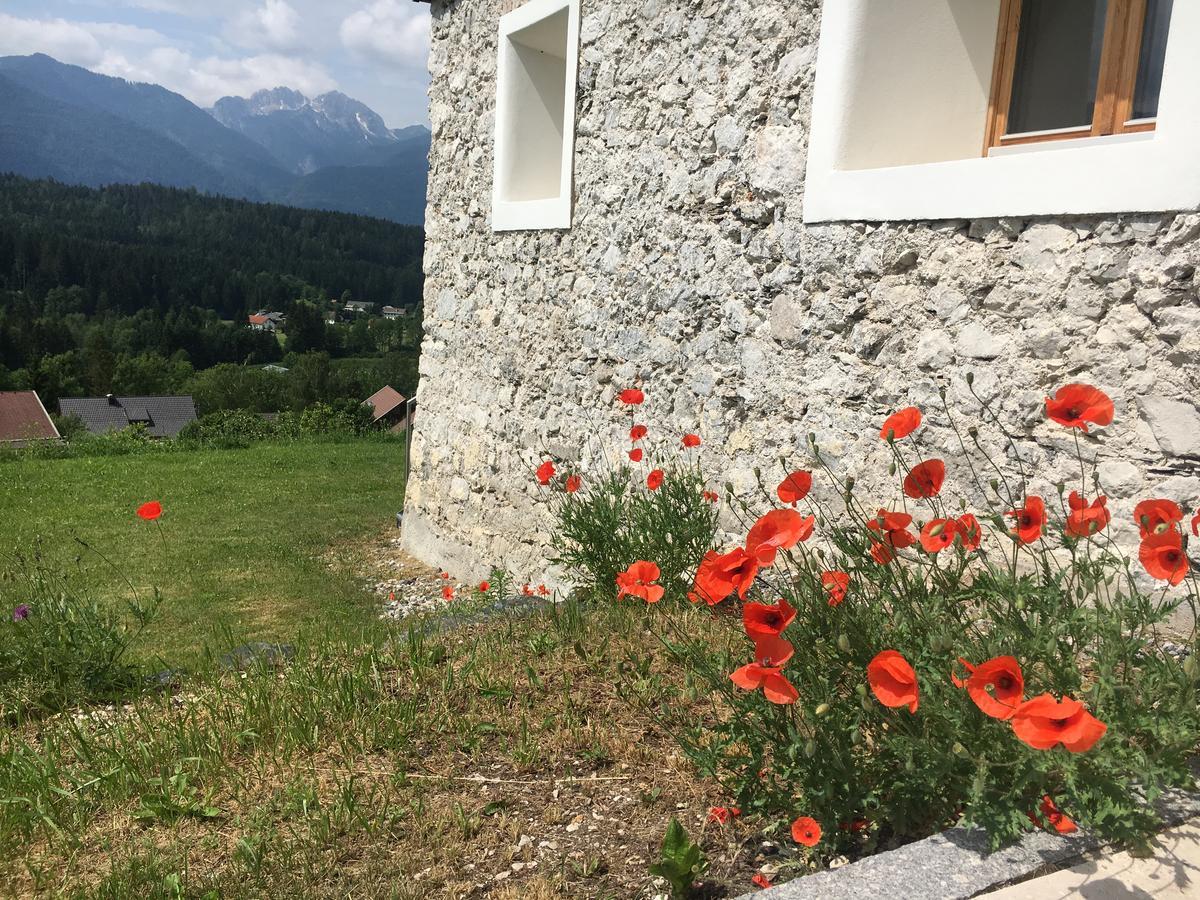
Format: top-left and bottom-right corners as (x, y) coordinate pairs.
(984, 0), (1157, 154)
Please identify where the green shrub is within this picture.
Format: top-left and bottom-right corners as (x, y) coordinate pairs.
(546, 456), (718, 603)
(0, 552), (160, 720)
(544, 382), (1200, 865)
(178, 409), (276, 446)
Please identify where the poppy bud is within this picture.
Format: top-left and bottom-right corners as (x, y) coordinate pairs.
(965, 372), (974, 386)
(952, 742), (968, 757)
(804, 740), (817, 758)
(888, 461), (897, 476)
(753, 466), (762, 480)
(845, 476), (856, 490)
(838, 634), (851, 653)
(939, 385), (947, 399)
(1015, 597), (1025, 611)
(855, 683), (867, 698)
(1056, 481), (1065, 496)
(815, 703), (830, 717)
(724, 482), (734, 495)
(808, 433), (817, 445)
(1184, 655), (1199, 680)
(989, 478), (999, 493)
(968, 427), (978, 439)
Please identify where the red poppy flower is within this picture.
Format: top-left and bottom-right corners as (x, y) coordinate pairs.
(752, 633), (794, 667)
(630, 424), (648, 442)
(966, 656), (1024, 720)
(619, 388), (645, 406)
(868, 509), (916, 549)
(957, 514), (982, 551)
(691, 548), (759, 605)
(522, 583), (534, 596)
(707, 806), (740, 825)
(702, 490), (719, 504)
(616, 560), (665, 603)
(880, 406), (922, 441)
(647, 469), (664, 491)
(777, 471), (813, 505)
(536, 460), (556, 486)
(822, 570), (849, 607)
(442, 585), (455, 601)
(479, 581), (490, 592)
(904, 459), (946, 499)
(743, 597), (796, 638)
(1007, 496), (1047, 544)
(751, 873), (773, 889)
(746, 509), (815, 565)
(137, 501), (162, 521)
(730, 654), (798, 705)
(869, 542), (894, 565)
(1139, 531), (1189, 585)
(1045, 384), (1114, 432)
(629, 448), (644, 463)
(537, 584), (549, 596)
(440, 571), (450, 580)
(1034, 795), (1078, 834)
(920, 518), (957, 553)
(950, 657), (975, 689)
(867, 650), (919, 713)
(565, 475), (582, 494)
(1133, 498), (1183, 539)
(1066, 492), (1110, 538)
(682, 433), (701, 448)
(791, 816), (822, 847)
(1011, 693), (1107, 752)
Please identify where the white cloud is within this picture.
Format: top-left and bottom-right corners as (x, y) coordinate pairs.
(0, 14), (106, 67)
(228, 0), (305, 53)
(340, 0), (429, 69)
(100, 49), (338, 107)
(0, 11), (336, 108)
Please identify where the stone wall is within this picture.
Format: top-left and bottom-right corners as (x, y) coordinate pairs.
(403, 0), (1200, 590)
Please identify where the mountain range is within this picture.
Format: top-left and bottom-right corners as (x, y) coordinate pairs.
(0, 54), (429, 225)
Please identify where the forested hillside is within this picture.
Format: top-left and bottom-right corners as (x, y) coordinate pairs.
(0, 176), (424, 408)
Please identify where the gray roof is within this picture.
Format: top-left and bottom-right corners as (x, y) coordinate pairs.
(58, 395), (198, 438)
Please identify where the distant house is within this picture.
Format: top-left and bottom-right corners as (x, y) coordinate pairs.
(0, 391), (61, 447)
(248, 311), (286, 332)
(262, 364), (289, 374)
(344, 300), (375, 315)
(365, 386), (415, 433)
(59, 395), (198, 439)
(381, 306), (405, 320)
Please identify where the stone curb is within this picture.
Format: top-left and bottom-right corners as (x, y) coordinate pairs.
(737, 787), (1200, 900)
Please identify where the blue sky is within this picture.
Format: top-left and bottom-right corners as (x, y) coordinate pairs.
(0, 0), (432, 127)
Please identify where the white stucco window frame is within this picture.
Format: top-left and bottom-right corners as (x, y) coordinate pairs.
(803, 0), (1200, 223)
(491, 0), (580, 232)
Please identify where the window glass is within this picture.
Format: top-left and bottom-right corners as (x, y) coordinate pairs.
(1132, 0), (1172, 120)
(1007, 0), (1109, 135)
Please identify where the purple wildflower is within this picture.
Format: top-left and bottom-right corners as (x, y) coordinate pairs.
(12, 604), (31, 622)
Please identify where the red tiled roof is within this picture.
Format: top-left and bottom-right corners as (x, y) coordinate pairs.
(0, 391), (60, 443)
(365, 385), (406, 422)
(248, 314), (269, 325)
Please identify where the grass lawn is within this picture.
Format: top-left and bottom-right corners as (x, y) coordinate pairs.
(0, 601), (764, 899)
(0, 438), (405, 665)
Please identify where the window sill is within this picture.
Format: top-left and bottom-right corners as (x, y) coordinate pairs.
(988, 130), (1155, 157)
